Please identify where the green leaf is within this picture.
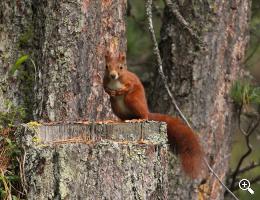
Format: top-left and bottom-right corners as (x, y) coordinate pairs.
(5, 138), (13, 146)
(230, 80), (260, 105)
(9, 55), (29, 75)
(12, 195), (19, 200)
(0, 187), (7, 196)
(251, 87), (260, 104)
(6, 175), (20, 182)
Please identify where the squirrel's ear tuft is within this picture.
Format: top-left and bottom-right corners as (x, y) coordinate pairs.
(118, 52), (126, 62)
(105, 50), (111, 61)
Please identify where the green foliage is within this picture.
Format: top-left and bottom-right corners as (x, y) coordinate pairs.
(0, 140), (22, 200)
(0, 101), (25, 199)
(127, 0), (164, 65)
(0, 132), (23, 199)
(245, 0), (260, 83)
(18, 27), (33, 48)
(9, 55), (29, 75)
(8, 54), (36, 121)
(230, 81), (260, 106)
(0, 100), (26, 131)
(4, 138), (21, 157)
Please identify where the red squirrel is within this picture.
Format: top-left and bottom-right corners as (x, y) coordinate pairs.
(103, 52), (204, 179)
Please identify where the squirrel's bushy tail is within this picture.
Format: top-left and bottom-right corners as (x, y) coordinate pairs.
(148, 113), (204, 178)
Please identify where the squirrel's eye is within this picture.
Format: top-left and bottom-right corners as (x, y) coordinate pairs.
(106, 65), (108, 69)
(120, 66), (123, 70)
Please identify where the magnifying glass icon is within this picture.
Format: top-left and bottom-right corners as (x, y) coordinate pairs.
(239, 179), (254, 195)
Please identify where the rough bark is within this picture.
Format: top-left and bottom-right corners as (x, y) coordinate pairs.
(149, 0), (251, 199)
(0, 0), (35, 119)
(33, 0), (127, 121)
(0, 0), (126, 121)
(15, 121), (169, 200)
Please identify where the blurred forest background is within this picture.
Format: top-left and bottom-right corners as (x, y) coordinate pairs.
(126, 0), (260, 199)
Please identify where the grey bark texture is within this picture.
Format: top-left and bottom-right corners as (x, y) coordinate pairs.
(33, 0), (127, 121)
(0, 0), (35, 119)
(0, 0), (126, 121)
(149, 0), (251, 200)
(15, 121), (169, 200)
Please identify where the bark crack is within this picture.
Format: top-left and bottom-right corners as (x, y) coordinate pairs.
(131, 173), (140, 200)
(53, 150), (61, 200)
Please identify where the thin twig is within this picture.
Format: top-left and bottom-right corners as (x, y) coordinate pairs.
(145, 0), (192, 129)
(1, 169), (11, 200)
(163, 0), (206, 48)
(227, 161), (260, 190)
(204, 158), (239, 200)
(250, 175), (260, 185)
(244, 40), (260, 64)
(19, 149), (27, 195)
(236, 162), (260, 175)
(232, 175), (260, 191)
(230, 108), (260, 191)
(237, 105), (248, 136)
(145, 1), (239, 199)
(244, 30), (260, 64)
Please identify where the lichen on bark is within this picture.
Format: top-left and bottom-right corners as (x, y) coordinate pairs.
(15, 121), (169, 200)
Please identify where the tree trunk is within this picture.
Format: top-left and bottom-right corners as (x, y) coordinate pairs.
(33, 0), (127, 121)
(149, 0), (251, 199)
(0, 0), (35, 120)
(0, 0), (127, 121)
(15, 121), (169, 200)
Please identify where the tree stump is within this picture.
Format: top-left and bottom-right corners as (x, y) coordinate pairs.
(15, 121), (169, 200)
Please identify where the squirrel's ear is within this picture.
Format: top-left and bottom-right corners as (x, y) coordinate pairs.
(118, 52), (126, 62)
(105, 50), (111, 61)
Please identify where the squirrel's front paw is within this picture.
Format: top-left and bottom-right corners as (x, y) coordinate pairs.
(109, 90), (117, 96)
(105, 87), (116, 96)
(116, 87), (127, 95)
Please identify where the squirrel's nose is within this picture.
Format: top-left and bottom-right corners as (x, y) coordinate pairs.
(110, 72), (118, 80)
(110, 74), (116, 79)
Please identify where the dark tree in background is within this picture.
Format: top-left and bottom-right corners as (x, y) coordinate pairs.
(149, 0), (251, 199)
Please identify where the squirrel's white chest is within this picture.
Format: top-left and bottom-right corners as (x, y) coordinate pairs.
(107, 80), (131, 115)
(107, 79), (124, 90)
(114, 95), (131, 115)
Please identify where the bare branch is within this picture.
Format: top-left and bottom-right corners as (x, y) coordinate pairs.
(250, 175), (260, 185)
(163, 0), (206, 48)
(227, 161), (260, 187)
(232, 175), (260, 191)
(244, 41), (260, 64)
(244, 29), (260, 64)
(237, 162), (260, 175)
(230, 106), (260, 191)
(238, 105), (248, 136)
